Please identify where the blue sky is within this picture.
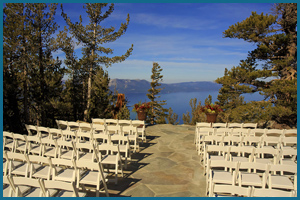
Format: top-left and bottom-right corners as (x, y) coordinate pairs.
(53, 3), (273, 83)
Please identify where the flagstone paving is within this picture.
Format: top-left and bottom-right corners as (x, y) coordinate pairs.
(104, 124), (206, 197)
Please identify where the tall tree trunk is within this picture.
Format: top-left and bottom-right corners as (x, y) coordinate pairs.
(84, 22), (96, 122)
(38, 19), (44, 126)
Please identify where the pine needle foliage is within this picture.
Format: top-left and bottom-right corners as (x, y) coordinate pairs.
(61, 3), (133, 121)
(147, 62), (168, 125)
(216, 3), (297, 127)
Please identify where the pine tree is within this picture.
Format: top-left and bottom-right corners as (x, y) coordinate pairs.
(146, 62), (168, 124)
(56, 26), (85, 121)
(3, 3), (27, 133)
(90, 68), (114, 119)
(24, 3), (64, 127)
(217, 3), (297, 127)
(167, 107), (179, 125)
(3, 3), (65, 131)
(61, 3), (133, 122)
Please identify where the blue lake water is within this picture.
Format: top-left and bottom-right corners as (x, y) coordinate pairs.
(125, 91), (264, 124)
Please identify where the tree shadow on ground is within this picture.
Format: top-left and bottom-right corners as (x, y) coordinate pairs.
(103, 135), (160, 197)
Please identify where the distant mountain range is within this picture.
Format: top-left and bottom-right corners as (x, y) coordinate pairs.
(109, 79), (222, 94)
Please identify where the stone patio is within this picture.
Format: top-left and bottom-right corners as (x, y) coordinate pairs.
(100, 124), (206, 197)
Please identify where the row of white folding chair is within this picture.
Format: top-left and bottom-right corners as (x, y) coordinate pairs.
(55, 118), (146, 144)
(195, 126), (292, 145)
(93, 124), (140, 152)
(3, 175), (86, 197)
(49, 156), (109, 196)
(202, 145), (274, 175)
(196, 122), (257, 129)
(202, 144), (297, 175)
(3, 151), (110, 196)
(251, 128), (297, 137)
(26, 129), (131, 168)
(92, 119), (147, 143)
(206, 159), (297, 196)
(92, 118), (143, 127)
(197, 134), (297, 158)
(210, 184), (296, 197)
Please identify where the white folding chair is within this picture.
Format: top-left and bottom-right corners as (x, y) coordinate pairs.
(254, 147), (279, 164)
(238, 162), (270, 189)
(242, 135), (262, 147)
(210, 183), (251, 197)
(92, 123), (107, 135)
(67, 121), (80, 132)
(5, 151), (30, 177)
(56, 119), (68, 130)
(212, 123), (227, 128)
(261, 135), (282, 149)
(251, 187), (296, 197)
(49, 157), (77, 183)
(28, 154), (52, 180)
(199, 135), (224, 159)
(228, 123), (244, 129)
(3, 131), (14, 151)
(118, 119), (132, 126)
(122, 125), (139, 152)
(92, 118), (106, 125)
(97, 143), (124, 185)
(57, 140), (77, 160)
(278, 147), (297, 166)
(75, 142), (100, 163)
(283, 129), (297, 137)
(131, 120), (146, 143)
(203, 145), (230, 175)
(13, 133), (27, 153)
(229, 146), (255, 163)
(41, 138), (58, 158)
(207, 160), (240, 196)
(230, 128), (249, 137)
(37, 126), (50, 138)
(3, 175), (19, 197)
(9, 176), (44, 197)
(111, 134), (131, 168)
(26, 135), (42, 156)
(61, 129), (78, 142)
(48, 128), (62, 140)
(243, 123), (257, 129)
(77, 124), (93, 144)
(250, 128), (266, 137)
(40, 179), (86, 197)
(93, 131), (112, 146)
(265, 129), (284, 137)
(223, 135), (243, 146)
(268, 163), (297, 191)
(195, 122), (211, 144)
(281, 136), (297, 150)
(214, 127), (232, 136)
(25, 124), (39, 136)
(75, 159), (109, 197)
(106, 125), (122, 135)
(196, 127), (215, 154)
(105, 119), (119, 126)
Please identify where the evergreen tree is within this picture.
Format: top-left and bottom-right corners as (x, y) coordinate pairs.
(56, 26), (85, 121)
(3, 3), (64, 131)
(3, 3), (26, 133)
(216, 3), (297, 127)
(61, 3), (134, 122)
(146, 62), (168, 124)
(90, 68), (114, 119)
(24, 3), (64, 127)
(167, 107), (180, 125)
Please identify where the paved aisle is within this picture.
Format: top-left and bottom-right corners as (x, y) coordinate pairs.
(116, 124), (206, 197)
